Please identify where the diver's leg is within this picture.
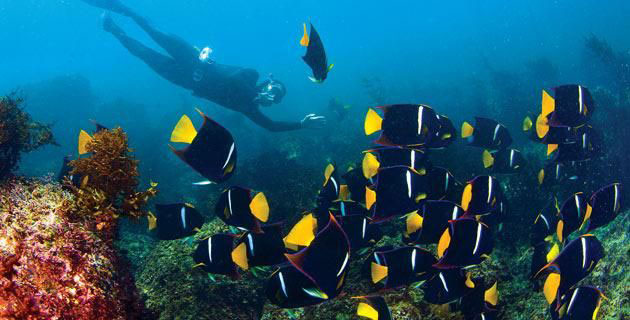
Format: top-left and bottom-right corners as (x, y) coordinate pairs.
(124, 10), (198, 64)
(104, 15), (194, 89)
(81, 0), (132, 15)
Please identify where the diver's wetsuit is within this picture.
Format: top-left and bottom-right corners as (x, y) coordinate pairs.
(107, 12), (302, 132)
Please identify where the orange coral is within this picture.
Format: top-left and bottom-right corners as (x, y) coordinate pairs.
(67, 128), (157, 224)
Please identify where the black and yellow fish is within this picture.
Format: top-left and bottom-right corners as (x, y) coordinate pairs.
(169, 109), (236, 183)
(530, 199), (559, 246)
(456, 279), (498, 318)
(317, 163), (343, 210)
(148, 203), (204, 240)
(370, 246), (436, 289)
(556, 192), (588, 243)
(285, 213), (350, 299)
(192, 233), (248, 279)
(482, 148), (525, 174)
(371, 166), (426, 222)
(461, 176), (504, 216)
(403, 200), (465, 245)
(461, 117), (512, 150)
(530, 241), (560, 281)
(361, 147), (428, 180)
(364, 104), (441, 147)
(535, 234), (604, 305)
(330, 200), (370, 218)
(548, 128), (601, 163)
(583, 183), (622, 232)
(421, 166), (462, 201)
(300, 23), (333, 83)
(422, 268), (476, 304)
(538, 162), (582, 187)
(215, 186), (269, 233)
(57, 155), (83, 186)
(549, 286), (605, 320)
(354, 295), (392, 320)
(435, 217), (493, 269)
(539, 85), (594, 131)
(342, 166), (372, 203)
(236, 223), (287, 267)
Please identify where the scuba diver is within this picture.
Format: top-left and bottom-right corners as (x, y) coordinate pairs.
(80, 0), (326, 132)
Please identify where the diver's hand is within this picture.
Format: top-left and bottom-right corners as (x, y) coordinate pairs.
(300, 114), (327, 129)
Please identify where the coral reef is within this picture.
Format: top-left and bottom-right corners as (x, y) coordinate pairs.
(0, 178), (148, 319)
(0, 94), (55, 179)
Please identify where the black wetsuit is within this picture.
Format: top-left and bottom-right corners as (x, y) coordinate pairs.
(109, 13), (302, 132)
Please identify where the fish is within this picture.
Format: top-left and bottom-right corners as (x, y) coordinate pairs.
(317, 163), (341, 209)
(456, 279), (498, 317)
(236, 223), (287, 267)
(266, 263), (328, 308)
(420, 166), (462, 201)
(428, 114), (457, 149)
(361, 147), (428, 180)
(300, 23), (333, 83)
(530, 242), (554, 280)
(435, 217), (493, 269)
(482, 148), (525, 174)
(285, 213), (350, 299)
(556, 193), (588, 243)
(541, 85), (594, 130)
(354, 295), (392, 320)
(548, 127), (602, 163)
(549, 286), (605, 320)
(335, 214), (382, 249)
(215, 186), (269, 233)
(364, 104), (442, 147)
(422, 268), (476, 304)
(169, 109), (236, 183)
(523, 114), (544, 143)
(582, 183), (622, 232)
(540, 125), (592, 146)
(538, 162), (582, 187)
(403, 200), (465, 245)
(460, 176), (504, 216)
(192, 233), (248, 279)
(530, 199), (559, 246)
(535, 234), (604, 305)
(342, 166), (372, 203)
(283, 213), (318, 251)
(147, 203), (204, 240)
(78, 129), (94, 155)
(370, 246), (436, 289)
(370, 166), (427, 222)
(461, 117), (512, 150)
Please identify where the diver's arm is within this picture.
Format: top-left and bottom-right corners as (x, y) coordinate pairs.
(243, 108), (326, 132)
(243, 108), (303, 132)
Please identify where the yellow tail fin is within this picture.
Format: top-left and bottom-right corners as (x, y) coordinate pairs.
(536, 114), (549, 139)
(461, 183), (473, 211)
(357, 302), (379, 320)
(482, 150), (494, 168)
(300, 23), (309, 46)
(231, 242), (249, 270)
(546, 243), (560, 262)
(370, 262), (388, 283)
(405, 211), (423, 236)
(362, 152), (380, 179)
(364, 109), (383, 135)
(324, 163), (335, 186)
(542, 90), (555, 117)
(283, 213), (317, 248)
(170, 115), (197, 144)
(522, 116), (533, 131)
(461, 121), (474, 138)
(484, 281), (498, 306)
(249, 192), (269, 222)
(147, 211), (157, 231)
(365, 187), (376, 210)
(78, 130), (93, 155)
(437, 229), (451, 258)
(543, 273), (560, 304)
(547, 144), (558, 156)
